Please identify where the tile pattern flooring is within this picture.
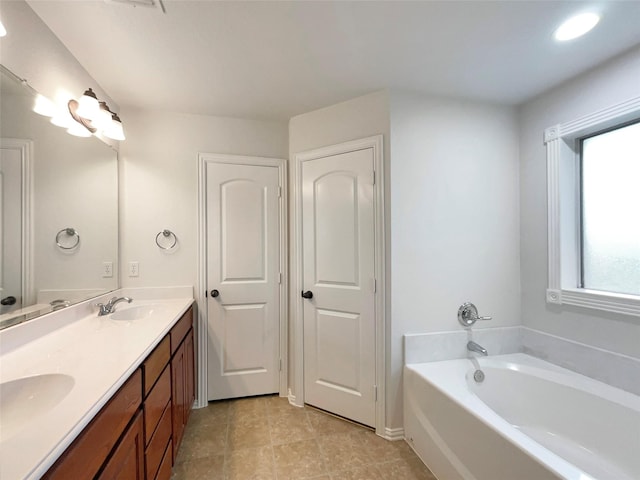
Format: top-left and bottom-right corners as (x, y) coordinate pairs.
(171, 395), (437, 480)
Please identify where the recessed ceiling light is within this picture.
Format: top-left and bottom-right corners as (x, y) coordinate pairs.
(554, 12), (600, 41)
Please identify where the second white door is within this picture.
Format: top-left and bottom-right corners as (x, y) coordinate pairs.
(206, 160), (281, 400)
(301, 147), (376, 427)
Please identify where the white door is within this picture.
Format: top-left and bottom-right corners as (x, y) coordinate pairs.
(301, 147), (376, 427)
(206, 161), (281, 400)
(0, 142), (25, 313)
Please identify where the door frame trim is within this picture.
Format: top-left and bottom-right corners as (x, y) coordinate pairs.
(0, 138), (34, 308)
(196, 153), (288, 407)
(291, 135), (386, 436)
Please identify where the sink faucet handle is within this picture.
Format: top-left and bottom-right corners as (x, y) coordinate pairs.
(458, 302), (492, 327)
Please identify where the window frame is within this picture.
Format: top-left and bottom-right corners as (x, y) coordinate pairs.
(544, 96), (640, 317)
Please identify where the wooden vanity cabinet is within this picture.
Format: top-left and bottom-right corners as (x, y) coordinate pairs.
(170, 308), (195, 462)
(96, 411), (145, 480)
(42, 305), (195, 480)
(42, 369), (143, 480)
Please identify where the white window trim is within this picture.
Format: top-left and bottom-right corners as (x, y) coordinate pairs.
(544, 96), (640, 317)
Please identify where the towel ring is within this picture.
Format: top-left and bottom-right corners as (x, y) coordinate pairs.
(155, 229), (177, 250)
(56, 228), (80, 250)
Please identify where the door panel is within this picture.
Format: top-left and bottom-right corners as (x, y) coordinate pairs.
(207, 162), (280, 400)
(302, 148), (376, 427)
(221, 303), (268, 375)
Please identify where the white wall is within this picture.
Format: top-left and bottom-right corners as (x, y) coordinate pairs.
(389, 91), (520, 429)
(519, 46), (640, 358)
(119, 108), (288, 291)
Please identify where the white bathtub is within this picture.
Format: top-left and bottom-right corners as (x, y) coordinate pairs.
(404, 353), (640, 480)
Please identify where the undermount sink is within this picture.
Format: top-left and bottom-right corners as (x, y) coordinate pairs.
(110, 304), (165, 321)
(0, 373), (75, 441)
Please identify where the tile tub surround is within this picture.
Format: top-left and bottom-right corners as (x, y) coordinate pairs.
(0, 288), (194, 480)
(404, 326), (640, 396)
(404, 326), (522, 364)
(171, 395), (437, 480)
(522, 327), (640, 396)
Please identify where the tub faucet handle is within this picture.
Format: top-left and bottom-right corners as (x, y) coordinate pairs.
(458, 302), (492, 327)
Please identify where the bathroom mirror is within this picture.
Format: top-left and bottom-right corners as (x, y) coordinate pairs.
(0, 64), (118, 329)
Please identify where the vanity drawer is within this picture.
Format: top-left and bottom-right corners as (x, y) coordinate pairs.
(144, 335), (170, 396)
(154, 441), (173, 480)
(170, 307), (193, 354)
(145, 401), (172, 480)
(43, 369), (142, 480)
(144, 365), (171, 443)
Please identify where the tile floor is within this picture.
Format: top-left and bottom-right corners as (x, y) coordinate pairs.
(171, 395), (437, 480)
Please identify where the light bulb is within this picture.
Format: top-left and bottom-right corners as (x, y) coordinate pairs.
(33, 94), (56, 117)
(75, 88), (99, 120)
(92, 102), (113, 132)
(50, 105), (73, 128)
(67, 121), (92, 137)
(104, 114), (125, 141)
(554, 13), (600, 41)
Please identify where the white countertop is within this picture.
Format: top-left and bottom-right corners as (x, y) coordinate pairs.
(0, 291), (194, 480)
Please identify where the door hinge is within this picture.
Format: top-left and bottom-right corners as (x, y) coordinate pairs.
(279, 359), (282, 371)
(279, 272), (282, 284)
(372, 278), (377, 293)
(372, 170), (376, 185)
(205, 290), (208, 298)
(373, 385), (378, 402)
(278, 186), (282, 198)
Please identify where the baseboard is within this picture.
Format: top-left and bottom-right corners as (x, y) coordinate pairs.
(287, 390), (303, 408)
(382, 426), (405, 441)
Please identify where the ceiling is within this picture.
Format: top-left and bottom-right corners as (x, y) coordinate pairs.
(26, 0), (640, 121)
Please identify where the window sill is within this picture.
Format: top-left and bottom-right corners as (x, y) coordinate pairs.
(546, 288), (640, 317)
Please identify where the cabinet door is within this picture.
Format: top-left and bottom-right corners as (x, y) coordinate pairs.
(171, 341), (186, 461)
(97, 410), (145, 480)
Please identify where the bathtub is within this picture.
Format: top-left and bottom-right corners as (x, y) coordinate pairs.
(403, 353), (640, 480)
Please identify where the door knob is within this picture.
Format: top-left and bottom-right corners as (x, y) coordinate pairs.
(301, 290), (313, 299)
(1, 296), (16, 305)
(210, 289), (220, 298)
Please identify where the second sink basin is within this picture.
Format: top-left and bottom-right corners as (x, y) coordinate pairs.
(0, 373), (75, 441)
(110, 304), (166, 321)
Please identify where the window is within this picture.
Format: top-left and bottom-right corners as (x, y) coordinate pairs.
(580, 122), (640, 296)
(544, 97), (640, 316)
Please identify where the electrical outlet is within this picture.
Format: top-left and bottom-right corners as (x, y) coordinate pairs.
(102, 261), (113, 278)
(128, 261), (139, 277)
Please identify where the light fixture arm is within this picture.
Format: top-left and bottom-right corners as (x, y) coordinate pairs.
(68, 99), (97, 134)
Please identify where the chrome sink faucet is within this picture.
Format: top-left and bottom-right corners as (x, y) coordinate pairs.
(467, 341), (488, 356)
(97, 296), (133, 316)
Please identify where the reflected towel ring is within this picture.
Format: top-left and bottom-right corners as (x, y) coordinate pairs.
(56, 228), (80, 250)
(155, 229), (177, 250)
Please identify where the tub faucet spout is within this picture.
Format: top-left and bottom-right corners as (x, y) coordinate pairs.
(467, 341), (488, 356)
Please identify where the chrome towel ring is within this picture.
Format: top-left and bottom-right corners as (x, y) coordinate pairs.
(56, 227), (80, 250)
(155, 229), (177, 250)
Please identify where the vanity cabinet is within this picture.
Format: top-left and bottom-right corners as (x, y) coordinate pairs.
(42, 304), (195, 480)
(42, 369), (143, 480)
(170, 307), (195, 461)
(96, 411), (145, 480)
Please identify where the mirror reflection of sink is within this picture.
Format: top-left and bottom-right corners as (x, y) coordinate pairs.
(0, 373), (75, 441)
(110, 304), (165, 321)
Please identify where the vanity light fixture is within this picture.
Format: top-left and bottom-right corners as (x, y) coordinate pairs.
(67, 88), (126, 140)
(554, 12), (600, 41)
